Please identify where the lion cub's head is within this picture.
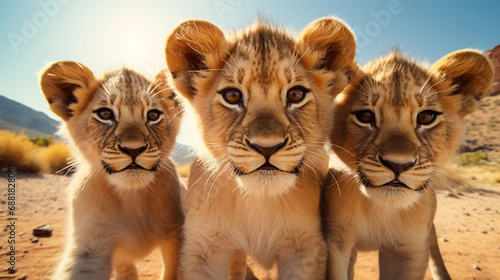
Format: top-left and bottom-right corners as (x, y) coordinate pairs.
(165, 18), (356, 197)
(40, 62), (180, 189)
(332, 50), (493, 208)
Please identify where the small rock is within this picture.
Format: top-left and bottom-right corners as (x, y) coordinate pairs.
(440, 237), (448, 242)
(19, 232), (25, 237)
(446, 192), (458, 198)
(464, 213), (470, 216)
(31, 238), (39, 243)
(486, 207), (491, 211)
(481, 230), (488, 234)
(23, 250), (28, 254)
(33, 224), (52, 237)
(472, 264), (481, 271)
(18, 275), (27, 280)
(0, 246), (3, 250)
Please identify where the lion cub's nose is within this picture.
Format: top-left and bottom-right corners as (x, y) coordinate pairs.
(246, 138), (288, 161)
(118, 145), (147, 161)
(379, 156), (415, 177)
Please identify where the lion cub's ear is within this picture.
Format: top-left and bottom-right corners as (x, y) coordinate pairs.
(151, 70), (176, 100)
(164, 20), (227, 99)
(299, 17), (356, 72)
(40, 61), (95, 121)
(431, 49), (494, 116)
(151, 70), (180, 110)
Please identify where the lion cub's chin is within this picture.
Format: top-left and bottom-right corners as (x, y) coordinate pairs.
(236, 171), (297, 197)
(108, 170), (156, 190)
(360, 185), (423, 210)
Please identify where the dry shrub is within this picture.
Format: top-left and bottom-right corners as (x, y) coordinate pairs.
(38, 142), (72, 173)
(0, 130), (44, 173)
(0, 130), (72, 174)
(176, 162), (191, 178)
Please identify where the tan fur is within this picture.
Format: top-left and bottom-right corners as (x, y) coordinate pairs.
(39, 62), (184, 280)
(324, 49), (493, 280)
(164, 17), (356, 279)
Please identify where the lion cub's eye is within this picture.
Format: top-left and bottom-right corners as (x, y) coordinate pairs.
(287, 86), (309, 104)
(95, 108), (114, 121)
(147, 109), (162, 122)
(219, 88), (243, 105)
(417, 110), (440, 126)
(355, 110), (375, 124)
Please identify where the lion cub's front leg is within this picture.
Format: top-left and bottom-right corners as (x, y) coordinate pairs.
(326, 238), (354, 280)
(160, 233), (182, 280)
(179, 227), (237, 280)
(52, 235), (114, 280)
(378, 245), (429, 280)
(277, 233), (327, 280)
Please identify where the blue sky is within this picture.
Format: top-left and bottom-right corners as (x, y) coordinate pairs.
(1, 0), (499, 144)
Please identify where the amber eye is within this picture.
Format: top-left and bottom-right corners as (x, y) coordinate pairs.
(220, 88), (243, 105)
(417, 110), (440, 126)
(147, 109), (162, 122)
(355, 110), (375, 124)
(95, 108), (114, 121)
(287, 86), (308, 104)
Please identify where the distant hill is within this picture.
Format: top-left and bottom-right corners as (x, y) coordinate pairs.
(0, 95), (59, 137)
(0, 118), (54, 138)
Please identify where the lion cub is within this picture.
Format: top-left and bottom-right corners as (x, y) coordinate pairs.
(40, 62), (184, 280)
(164, 17), (356, 279)
(323, 50), (493, 280)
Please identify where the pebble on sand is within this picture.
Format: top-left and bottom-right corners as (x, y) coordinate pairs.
(33, 224), (52, 237)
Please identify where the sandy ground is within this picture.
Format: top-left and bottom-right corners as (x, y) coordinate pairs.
(0, 172), (499, 280)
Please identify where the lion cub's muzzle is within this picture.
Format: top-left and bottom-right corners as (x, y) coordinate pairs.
(102, 138), (159, 174)
(232, 135), (304, 176)
(117, 144), (148, 170)
(246, 138), (287, 171)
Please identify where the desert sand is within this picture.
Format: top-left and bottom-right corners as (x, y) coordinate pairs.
(0, 172), (499, 280)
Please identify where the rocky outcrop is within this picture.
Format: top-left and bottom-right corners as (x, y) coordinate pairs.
(485, 44), (500, 97)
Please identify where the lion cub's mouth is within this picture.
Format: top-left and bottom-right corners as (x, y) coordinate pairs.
(382, 180), (411, 189)
(360, 171), (413, 190)
(123, 163), (145, 170)
(233, 158), (304, 176)
(102, 161), (157, 174)
(257, 162), (279, 171)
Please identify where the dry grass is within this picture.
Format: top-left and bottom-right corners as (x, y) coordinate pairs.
(0, 130), (44, 172)
(0, 130), (71, 174)
(176, 162), (191, 178)
(38, 142), (73, 173)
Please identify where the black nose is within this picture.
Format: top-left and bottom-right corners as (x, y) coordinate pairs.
(246, 139), (287, 161)
(379, 156), (415, 177)
(118, 145), (147, 161)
